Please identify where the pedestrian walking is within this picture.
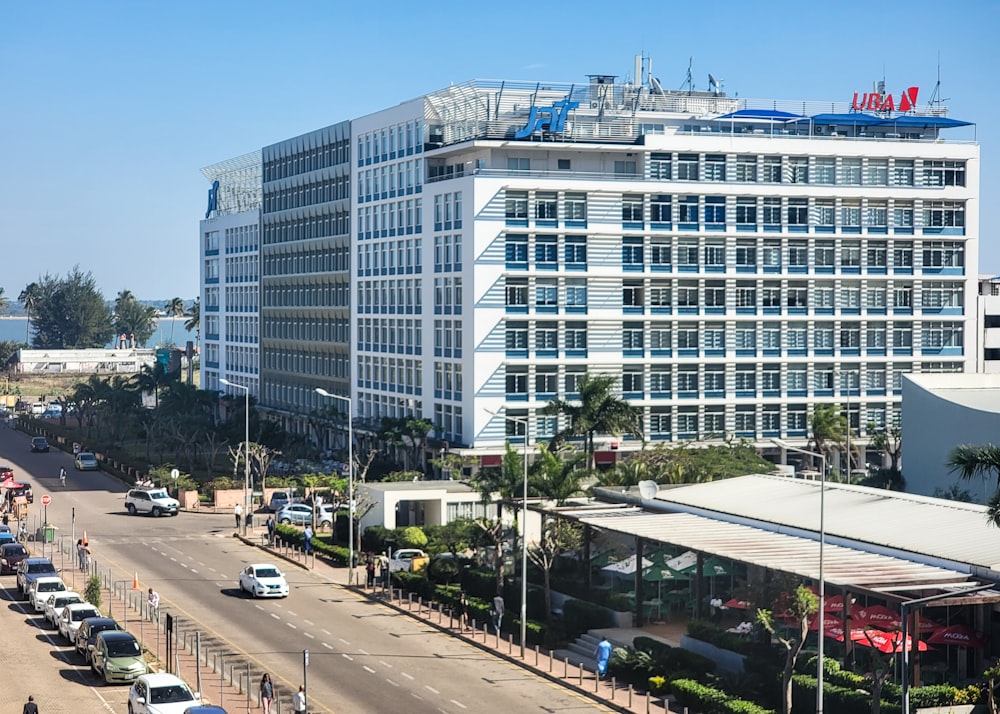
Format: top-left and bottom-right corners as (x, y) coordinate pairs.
(266, 516), (276, 546)
(456, 590), (469, 631)
(22, 694), (38, 714)
(59, 467), (66, 487)
(259, 673), (274, 714)
(303, 525), (313, 556)
(292, 684), (306, 713)
(365, 554), (375, 587)
(234, 503), (243, 530)
(3, 513), (9, 527)
(76, 539), (86, 571)
(147, 587), (160, 621)
(594, 636), (612, 680)
(491, 593), (505, 633)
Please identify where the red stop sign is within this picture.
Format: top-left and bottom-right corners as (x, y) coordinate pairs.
(40, 494), (51, 505)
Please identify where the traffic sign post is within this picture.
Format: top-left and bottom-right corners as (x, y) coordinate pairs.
(41, 494), (51, 505)
(41, 494), (51, 537)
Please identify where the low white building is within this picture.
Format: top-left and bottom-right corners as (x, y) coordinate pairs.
(15, 348), (157, 374)
(902, 372), (1000, 501)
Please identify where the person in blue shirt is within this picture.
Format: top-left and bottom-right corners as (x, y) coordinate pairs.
(594, 636), (613, 680)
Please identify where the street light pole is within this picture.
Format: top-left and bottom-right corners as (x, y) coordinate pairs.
(220, 379), (250, 537)
(485, 408), (529, 659)
(772, 438), (827, 714)
(316, 388), (354, 585)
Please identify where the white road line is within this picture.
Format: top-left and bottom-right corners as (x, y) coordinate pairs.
(410, 693), (423, 700)
(270, 613), (280, 620)
(425, 685), (440, 694)
(322, 628), (331, 635)
(321, 642), (333, 649)
(401, 672), (415, 680)
(286, 610), (298, 616)
(304, 632), (314, 639)
(379, 660), (392, 668)
(342, 654), (354, 661)
(450, 700), (467, 709)
(363, 665), (375, 674)
(386, 678), (399, 687)
(303, 618), (314, 626)
(338, 637), (349, 645)
(190, 569), (198, 574)
(170, 557), (177, 562)
(357, 648), (369, 655)
(287, 622), (297, 629)
(254, 605), (265, 611)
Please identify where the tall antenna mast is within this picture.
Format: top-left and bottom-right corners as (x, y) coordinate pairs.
(926, 53), (949, 113)
(679, 56), (694, 93)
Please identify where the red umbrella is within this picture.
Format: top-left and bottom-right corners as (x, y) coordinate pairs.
(723, 598), (752, 610)
(0, 480), (26, 489)
(824, 594), (857, 615)
(926, 625), (988, 649)
(808, 614), (844, 631)
(855, 605), (901, 630)
(851, 628), (930, 654)
(824, 623), (847, 641)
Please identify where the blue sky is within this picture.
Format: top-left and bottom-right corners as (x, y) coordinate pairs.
(1, 0), (996, 301)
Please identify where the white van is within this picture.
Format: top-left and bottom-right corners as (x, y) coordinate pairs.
(30, 403), (46, 416)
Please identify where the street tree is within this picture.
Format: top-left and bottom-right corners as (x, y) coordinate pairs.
(17, 282), (41, 343)
(163, 297), (185, 344)
(809, 403), (847, 472)
(529, 445), (586, 505)
(527, 517), (582, 622)
(30, 267), (114, 348)
(113, 290), (158, 346)
(948, 444), (1000, 526)
(183, 298), (200, 340)
(868, 413), (902, 475)
(542, 373), (643, 469)
(756, 584), (819, 714)
(0, 287), (8, 314)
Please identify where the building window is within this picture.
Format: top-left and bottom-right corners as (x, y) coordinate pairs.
(565, 279), (587, 309)
(842, 158), (862, 185)
(622, 322), (644, 350)
(505, 234), (527, 266)
(892, 160), (914, 186)
(565, 236), (587, 268)
(894, 202), (914, 229)
(536, 367), (558, 394)
(735, 155), (758, 182)
(506, 279), (528, 310)
(736, 197), (757, 227)
(677, 153), (699, 181)
(735, 241), (756, 270)
(623, 280), (645, 308)
(505, 191), (527, 221)
(762, 156), (782, 183)
(651, 194), (672, 225)
(704, 197), (726, 226)
(762, 198), (781, 228)
(535, 192), (557, 221)
(649, 153), (672, 180)
(679, 195), (699, 224)
(622, 194), (644, 223)
(535, 279), (558, 309)
(923, 160), (966, 187)
(789, 157), (809, 183)
(565, 322), (587, 351)
(814, 158), (836, 184)
(622, 367), (643, 393)
(535, 321), (558, 351)
(615, 160), (637, 176)
(866, 159), (889, 186)
(923, 202), (965, 228)
(535, 236), (557, 267)
(505, 321), (527, 350)
(565, 193), (587, 222)
(787, 198), (808, 226)
(651, 240), (672, 270)
(705, 154), (726, 181)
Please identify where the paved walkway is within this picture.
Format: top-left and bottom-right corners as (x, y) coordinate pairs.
(241, 526), (685, 713)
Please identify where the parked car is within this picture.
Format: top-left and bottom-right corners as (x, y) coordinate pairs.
(0, 464), (13, 480)
(267, 491), (291, 512)
(91, 630), (147, 684)
(29, 576), (67, 612)
(388, 548), (429, 573)
(183, 707), (229, 714)
(43, 591), (83, 626)
(125, 487), (179, 517)
(30, 436), (50, 452)
(128, 672), (200, 713)
(0, 531), (15, 545)
(238, 563), (289, 598)
(75, 616), (123, 661)
(17, 557), (57, 595)
(0, 543), (30, 574)
(58, 602), (102, 642)
(275, 503), (333, 528)
(75, 452), (100, 471)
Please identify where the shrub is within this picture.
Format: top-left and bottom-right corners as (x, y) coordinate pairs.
(609, 646), (656, 686)
(399, 526), (428, 549)
(460, 568), (498, 600)
(562, 598), (615, 638)
(85, 575), (102, 611)
(648, 676), (669, 696)
(670, 678), (775, 714)
(633, 635), (716, 682)
(362, 525), (392, 553)
(606, 592), (633, 612)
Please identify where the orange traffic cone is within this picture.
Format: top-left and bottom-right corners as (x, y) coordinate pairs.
(82, 530), (88, 546)
(132, 572), (140, 590)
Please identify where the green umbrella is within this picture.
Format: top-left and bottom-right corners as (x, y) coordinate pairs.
(703, 556), (730, 577)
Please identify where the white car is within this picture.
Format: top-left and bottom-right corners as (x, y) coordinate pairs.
(128, 672), (200, 713)
(388, 548), (428, 573)
(29, 576), (66, 612)
(43, 591), (83, 626)
(238, 563), (289, 598)
(58, 602), (102, 641)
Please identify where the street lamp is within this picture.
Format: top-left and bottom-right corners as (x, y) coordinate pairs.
(772, 438), (827, 714)
(316, 388), (354, 585)
(484, 408), (529, 659)
(220, 378), (250, 537)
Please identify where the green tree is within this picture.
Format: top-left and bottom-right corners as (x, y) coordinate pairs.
(184, 298), (200, 340)
(527, 517), (582, 622)
(947, 444), (1000, 526)
(809, 403), (847, 472)
(164, 297), (185, 344)
(472, 442), (526, 519)
(529, 445), (586, 505)
(868, 414), (902, 475)
(17, 282), (41, 343)
(30, 267), (114, 348)
(756, 584), (819, 714)
(0, 287), (8, 315)
(399, 526), (428, 550)
(113, 291), (158, 346)
(0, 340), (22, 368)
(542, 373), (642, 470)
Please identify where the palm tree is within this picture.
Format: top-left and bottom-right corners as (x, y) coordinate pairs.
(184, 298), (200, 341)
(0, 287), (8, 315)
(529, 446), (586, 505)
(164, 297), (185, 344)
(542, 373), (643, 470)
(947, 444), (1000, 526)
(809, 404), (847, 472)
(17, 282), (40, 344)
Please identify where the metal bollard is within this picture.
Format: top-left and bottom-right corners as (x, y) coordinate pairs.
(628, 683), (633, 706)
(549, 649), (553, 673)
(578, 662), (583, 686)
(507, 632), (512, 654)
(534, 644), (539, 666)
(611, 676), (616, 700)
(645, 690), (650, 713)
(408, 593), (413, 611)
(564, 657), (568, 678)
(594, 669), (598, 692)
(418, 596), (423, 614)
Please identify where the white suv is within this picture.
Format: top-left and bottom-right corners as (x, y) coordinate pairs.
(125, 487), (180, 517)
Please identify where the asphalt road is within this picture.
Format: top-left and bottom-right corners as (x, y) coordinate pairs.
(0, 423), (607, 713)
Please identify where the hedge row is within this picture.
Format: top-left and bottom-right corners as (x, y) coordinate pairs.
(670, 678), (776, 714)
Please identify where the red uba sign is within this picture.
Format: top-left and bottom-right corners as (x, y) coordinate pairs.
(852, 86), (919, 113)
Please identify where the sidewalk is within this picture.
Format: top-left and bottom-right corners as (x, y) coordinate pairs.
(242, 527), (680, 714)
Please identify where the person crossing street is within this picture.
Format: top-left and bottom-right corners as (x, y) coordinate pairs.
(59, 467), (66, 487)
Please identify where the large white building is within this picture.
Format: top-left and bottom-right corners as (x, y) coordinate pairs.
(202, 63), (980, 469)
(199, 151), (262, 397)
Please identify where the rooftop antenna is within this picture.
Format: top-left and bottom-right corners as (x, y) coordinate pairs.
(926, 53), (950, 113)
(679, 56), (693, 93)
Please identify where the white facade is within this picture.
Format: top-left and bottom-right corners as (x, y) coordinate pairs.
(978, 275), (1000, 373)
(346, 76), (979, 462)
(200, 152), (262, 397)
(902, 372), (1000, 502)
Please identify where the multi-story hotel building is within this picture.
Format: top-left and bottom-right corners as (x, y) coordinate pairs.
(205, 64), (979, 465)
(199, 151), (262, 396)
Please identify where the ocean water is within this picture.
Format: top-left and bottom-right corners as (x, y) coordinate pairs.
(0, 317), (195, 348)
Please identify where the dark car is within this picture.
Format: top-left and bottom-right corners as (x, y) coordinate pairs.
(183, 707), (230, 714)
(75, 616), (123, 661)
(0, 543), (29, 574)
(16, 557), (57, 596)
(30, 437), (50, 453)
(0, 465), (13, 480)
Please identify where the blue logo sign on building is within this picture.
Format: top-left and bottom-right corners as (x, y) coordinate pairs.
(515, 99), (579, 139)
(205, 180), (220, 219)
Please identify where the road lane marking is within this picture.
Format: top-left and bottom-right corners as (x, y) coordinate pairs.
(342, 653), (354, 661)
(357, 648), (369, 655)
(338, 637), (349, 645)
(425, 685), (440, 694)
(386, 678), (399, 687)
(287, 622), (297, 629)
(450, 700), (467, 709)
(363, 665), (375, 674)
(322, 629), (331, 635)
(286, 610), (298, 616)
(402, 672), (414, 680)
(379, 660), (392, 668)
(304, 632), (314, 639)
(255, 605), (265, 611)
(270, 613), (280, 619)
(303, 618), (315, 626)
(322, 642), (333, 649)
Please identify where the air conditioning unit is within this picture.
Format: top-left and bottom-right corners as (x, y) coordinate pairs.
(590, 101), (600, 109)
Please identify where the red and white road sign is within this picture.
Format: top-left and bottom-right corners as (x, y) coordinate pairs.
(41, 494), (51, 505)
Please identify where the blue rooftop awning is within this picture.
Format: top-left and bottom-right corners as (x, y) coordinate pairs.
(808, 113), (885, 126)
(881, 115), (973, 128)
(716, 109), (805, 122)
(808, 113), (973, 129)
